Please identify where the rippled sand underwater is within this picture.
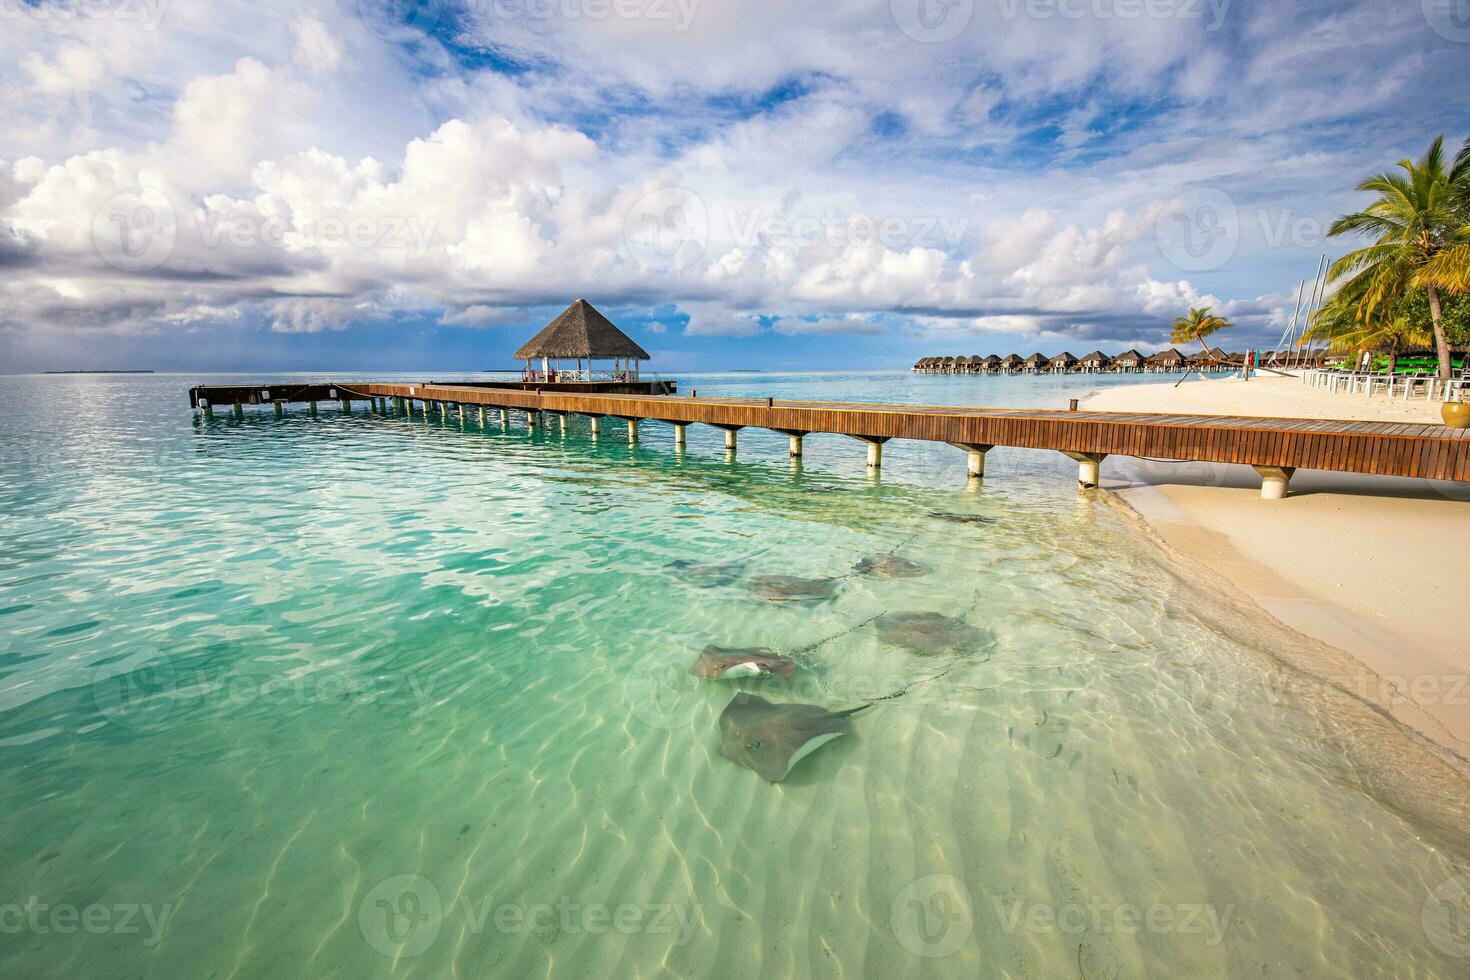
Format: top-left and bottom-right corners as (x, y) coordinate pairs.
(1, 373), (1468, 979)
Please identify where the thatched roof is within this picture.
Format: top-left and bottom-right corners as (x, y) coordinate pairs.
(1046, 351), (1078, 367)
(1078, 350), (1111, 365)
(1113, 349), (1145, 364)
(1023, 352), (1048, 366)
(514, 299), (650, 360)
(1148, 348), (1185, 363)
(983, 354), (1002, 365)
(1000, 354), (1024, 367)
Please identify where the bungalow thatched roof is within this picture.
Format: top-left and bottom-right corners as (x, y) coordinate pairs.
(1046, 351), (1078, 367)
(1113, 349), (1145, 364)
(1078, 350), (1111, 365)
(1000, 354), (1025, 367)
(514, 299), (650, 360)
(983, 354), (1002, 365)
(1023, 352), (1048, 366)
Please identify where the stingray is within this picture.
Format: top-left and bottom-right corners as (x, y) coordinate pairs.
(689, 646), (798, 679)
(748, 575), (838, 602)
(874, 611), (987, 655)
(718, 694), (868, 782)
(853, 555), (926, 578)
(667, 559), (745, 588)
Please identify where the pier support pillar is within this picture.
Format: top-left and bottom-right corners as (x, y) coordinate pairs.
(274, 402), (283, 418)
(340, 399), (350, 413)
(558, 413), (568, 435)
(309, 401), (318, 416)
(949, 443), (994, 479)
(590, 416), (601, 437)
(853, 436), (889, 469)
(1254, 465), (1296, 500)
(479, 406), (486, 425)
(789, 434), (803, 458)
(233, 403), (244, 419)
(457, 403), (466, 422)
(500, 408), (509, 427)
(202, 401), (213, 419)
(627, 418), (639, 443)
(674, 423), (687, 447)
(723, 428), (738, 452)
(1063, 451), (1108, 489)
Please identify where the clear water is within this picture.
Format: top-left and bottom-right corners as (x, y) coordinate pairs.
(1, 371), (1468, 979)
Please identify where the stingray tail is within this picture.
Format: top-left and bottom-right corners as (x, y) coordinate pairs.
(834, 703), (877, 718)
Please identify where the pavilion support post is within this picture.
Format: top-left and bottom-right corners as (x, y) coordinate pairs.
(590, 416), (601, 437)
(340, 399), (350, 412)
(202, 401), (214, 419)
(308, 401), (318, 416)
(627, 418), (639, 443)
(1063, 451), (1108, 489)
(1254, 465), (1296, 500)
(949, 442), (994, 479)
(274, 402), (283, 418)
(233, 403), (244, 419)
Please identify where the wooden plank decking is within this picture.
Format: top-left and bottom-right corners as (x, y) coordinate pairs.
(188, 381), (1470, 485)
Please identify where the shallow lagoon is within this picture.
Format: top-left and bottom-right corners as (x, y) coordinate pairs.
(1, 371), (1467, 978)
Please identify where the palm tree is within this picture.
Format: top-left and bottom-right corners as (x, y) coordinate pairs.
(1327, 136), (1468, 380)
(1305, 297), (1431, 375)
(1413, 137), (1470, 299)
(1169, 306), (1233, 359)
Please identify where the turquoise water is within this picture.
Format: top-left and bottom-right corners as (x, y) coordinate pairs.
(2, 371), (1468, 978)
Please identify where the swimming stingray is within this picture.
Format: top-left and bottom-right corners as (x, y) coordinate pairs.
(689, 646), (798, 679)
(852, 555), (926, 578)
(929, 512), (997, 526)
(667, 559), (746, 588)
(874, 611), (988, 655)
(748, 575), (838, 602)
(718, 694), (868, 782)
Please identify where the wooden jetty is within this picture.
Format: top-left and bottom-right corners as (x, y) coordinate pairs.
(187, 380), (1470, 499)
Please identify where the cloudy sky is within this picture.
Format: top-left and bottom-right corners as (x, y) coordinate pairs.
(2, 0), (1468, 373)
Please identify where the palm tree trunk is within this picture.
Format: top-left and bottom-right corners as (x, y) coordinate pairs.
(1427, 284), (1451, 380)
(1387, 349), (1398, 375)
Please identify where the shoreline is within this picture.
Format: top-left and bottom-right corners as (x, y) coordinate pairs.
(1083, 375), (1470, 767)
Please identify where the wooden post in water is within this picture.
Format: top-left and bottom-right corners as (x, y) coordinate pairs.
(233, 403), (244, 419)
(627, 418), (639, 443)
(274, 402), (283, 418)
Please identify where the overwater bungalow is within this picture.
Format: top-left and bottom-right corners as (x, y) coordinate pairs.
(999, 354), (1024, 374)
(1046, 351), (1079, 373)
(1077, 351), (1112, 373)
(1022, 353), (1048, 374)
(966, 355), (985, 374)
(1113, 349), (1145, 372)
(1146, 349), (1186, 372)
(515, 299), (650, 382)
(983, 354), (1003, 373)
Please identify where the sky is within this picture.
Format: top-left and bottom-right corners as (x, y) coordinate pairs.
(1, 0), (1468, 373)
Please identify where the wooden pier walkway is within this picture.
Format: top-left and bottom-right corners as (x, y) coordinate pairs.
(188, 381), (1470, 498)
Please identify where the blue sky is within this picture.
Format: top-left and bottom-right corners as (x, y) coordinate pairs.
(2, 0), (1468, 373)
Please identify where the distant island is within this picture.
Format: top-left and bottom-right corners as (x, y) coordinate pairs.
(45, 370), (155, 374)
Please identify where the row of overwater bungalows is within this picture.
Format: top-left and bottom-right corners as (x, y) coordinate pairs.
(913, 349), (1330, 375)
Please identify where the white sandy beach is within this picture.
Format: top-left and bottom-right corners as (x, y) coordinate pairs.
(1084, 374), (1470, 762)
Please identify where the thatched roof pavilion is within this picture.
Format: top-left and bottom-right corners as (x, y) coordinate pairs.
(515, 299), (650, 381)
(967, 355), (985, 373)
(999, 354), (1024, 372)
(983, 354), (1002, 371)
(1078, 350), (1112, 371)
(1145, 349), (1185, 371)
(1022, 352), (1047, 372)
